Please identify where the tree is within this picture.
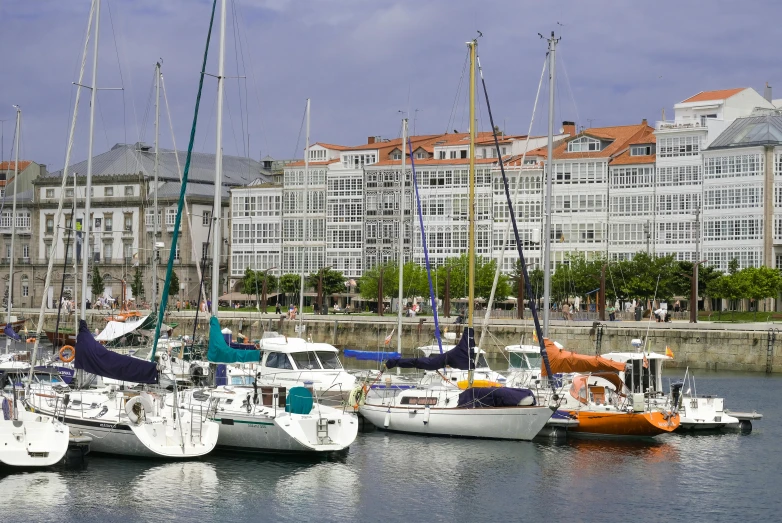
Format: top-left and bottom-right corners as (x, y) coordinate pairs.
(433, 254), (510, 302)
(742, 266), (782, 320)
(91, 266), (104, 299)
(728, 257), (740, 275)
(169, 270), (180, 297)
(279, 274), (301, 304)
(706, 274), (729, 321)
(130, 266), (144, 300)
(242, 268), (280, 303)
(306, 268), (347, 296)
(619, 253), (678, 305)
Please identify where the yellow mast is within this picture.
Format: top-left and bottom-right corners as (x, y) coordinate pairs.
(467, 39), (476, 329)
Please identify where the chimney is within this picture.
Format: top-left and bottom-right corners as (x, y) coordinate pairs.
(562, 121), (576, 136)
(642, 118), (648, 126)
(367, 136), (376, 144)
(765, 82), (773, 103)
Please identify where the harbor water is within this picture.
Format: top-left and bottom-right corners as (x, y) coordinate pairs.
(1, 370), (780, 522)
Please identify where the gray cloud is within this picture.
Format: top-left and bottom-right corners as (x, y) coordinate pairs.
(2, 0), (781, 169)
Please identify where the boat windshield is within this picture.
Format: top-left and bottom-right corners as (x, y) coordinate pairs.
(290, 351), (323, 370)
(132, 346), (152, 360)
(33, 372), (67, 386)
(509, 353), (541, 370)
(315, 351), (343, 370)
(476, 355), (489, 368)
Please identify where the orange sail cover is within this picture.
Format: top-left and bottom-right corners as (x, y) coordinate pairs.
(541, 339), (626, 375)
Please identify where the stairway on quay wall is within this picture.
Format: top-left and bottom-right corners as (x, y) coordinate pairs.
(31, 310), (782, 373)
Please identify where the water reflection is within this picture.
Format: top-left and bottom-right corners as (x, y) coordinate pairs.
(0, 471), (66, 517)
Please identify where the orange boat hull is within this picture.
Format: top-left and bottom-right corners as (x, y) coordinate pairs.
(566, 410), (679, 437)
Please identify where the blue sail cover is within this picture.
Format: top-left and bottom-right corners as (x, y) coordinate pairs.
(457, 387), (536, 408)
(74, 320), (158, 384)
(207, 317), (260, 364)
(385, 327), (476, 371)
(344, 349), (401, 361)
(4, 323), (20, 341)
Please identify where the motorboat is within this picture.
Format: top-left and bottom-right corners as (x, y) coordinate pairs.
(602, 345), (746, 431)
(504, 343), (545, 388)
(359, 328), (555, 441)
(255, 333), (357, 400)
(183, 384), (358, 453)
(195, 317), (358, 453)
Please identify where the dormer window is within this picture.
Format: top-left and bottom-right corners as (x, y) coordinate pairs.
(630, 145), (653, 156)
(567, 136), (601, 152)
(392, 151), (402, 160)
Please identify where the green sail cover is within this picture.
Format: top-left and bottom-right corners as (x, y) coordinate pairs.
(207, 316), (261, 363)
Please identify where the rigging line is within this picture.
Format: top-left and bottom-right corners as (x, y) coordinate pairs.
(200, 94), (217, 152)
(163, 71), (212, 296)
(151, 0), (218, 359)
(138, 68), (157, 144)
(291, 100), (307, 160)
(232, 0), (269, 155)
(230, 0), (247, 158)
(445, 51), (469, 134)
(477, 51), (554, 382)
(476, 52), (546, 349)
(95, 97), (113, 155)
(558, 51), (582, 135)
(225, 91), (243, 158)
(408, 137), (443, 354)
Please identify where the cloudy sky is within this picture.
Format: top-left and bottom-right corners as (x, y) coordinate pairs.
(1, 0), (780, 171)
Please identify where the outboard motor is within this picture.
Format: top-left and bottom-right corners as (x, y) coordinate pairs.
(671, 381), (684, 412)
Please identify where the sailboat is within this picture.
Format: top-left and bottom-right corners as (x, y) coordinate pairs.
(28, 0), (218, 459)
(359, 39), (554, 440)
(0, 106), (69, 468)
(174, 1), (356, 453)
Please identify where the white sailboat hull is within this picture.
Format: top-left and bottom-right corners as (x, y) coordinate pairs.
(0, 410), (70, 467)
(29, 390), (218, 459)
(360, 402), (553, 441)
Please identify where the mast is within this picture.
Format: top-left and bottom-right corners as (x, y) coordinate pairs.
(5, 105), (20, 351)
(80, 0), (100, 320)
(397, 118), (407, 354)
(210, 0), (226, 316)
(542, 31), (558, 337)
(298, 98), (310, 336)
(73, 174), (79, 333)
(152, 61), (161, 313)
(467, 39), (476, 328)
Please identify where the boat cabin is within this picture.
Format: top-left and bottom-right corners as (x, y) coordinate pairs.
(504, 345), (542, 371)
(601, 351), (671, 394)
(259, 337), (345, 372)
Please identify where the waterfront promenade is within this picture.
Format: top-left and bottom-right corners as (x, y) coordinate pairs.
(17, 307), (782, 374)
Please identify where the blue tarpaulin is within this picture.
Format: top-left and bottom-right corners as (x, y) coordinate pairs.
(344, 349), (401, 361)
(457, 387), (536, 408)
(207, 317), (261, 364)
(74, 320), (158, 384)
(385, 327), (476, 371)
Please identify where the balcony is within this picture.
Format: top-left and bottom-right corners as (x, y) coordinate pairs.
(17, 257), (31, 265)
(655, 120), (710, 131)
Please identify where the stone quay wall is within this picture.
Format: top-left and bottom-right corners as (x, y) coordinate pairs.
(41, 311), (781, 374)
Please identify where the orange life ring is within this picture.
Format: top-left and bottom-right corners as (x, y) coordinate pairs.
(59, 345), (76, 363)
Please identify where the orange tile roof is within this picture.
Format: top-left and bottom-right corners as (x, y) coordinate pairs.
(0, 160), (32, 171)
(311, 142), (351, 151)
(372, 157), (498, 167)
(681, 88), (746, 103)
(609, 150), (655, 165)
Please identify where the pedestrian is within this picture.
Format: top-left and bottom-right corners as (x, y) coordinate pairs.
(275, 302), (281, 315)
(607, 304), (616, 321)
(176, 300), (181, 312)
(562, 302), (571, 321)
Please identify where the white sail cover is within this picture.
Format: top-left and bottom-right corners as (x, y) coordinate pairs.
(96, 315), (150, 342)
